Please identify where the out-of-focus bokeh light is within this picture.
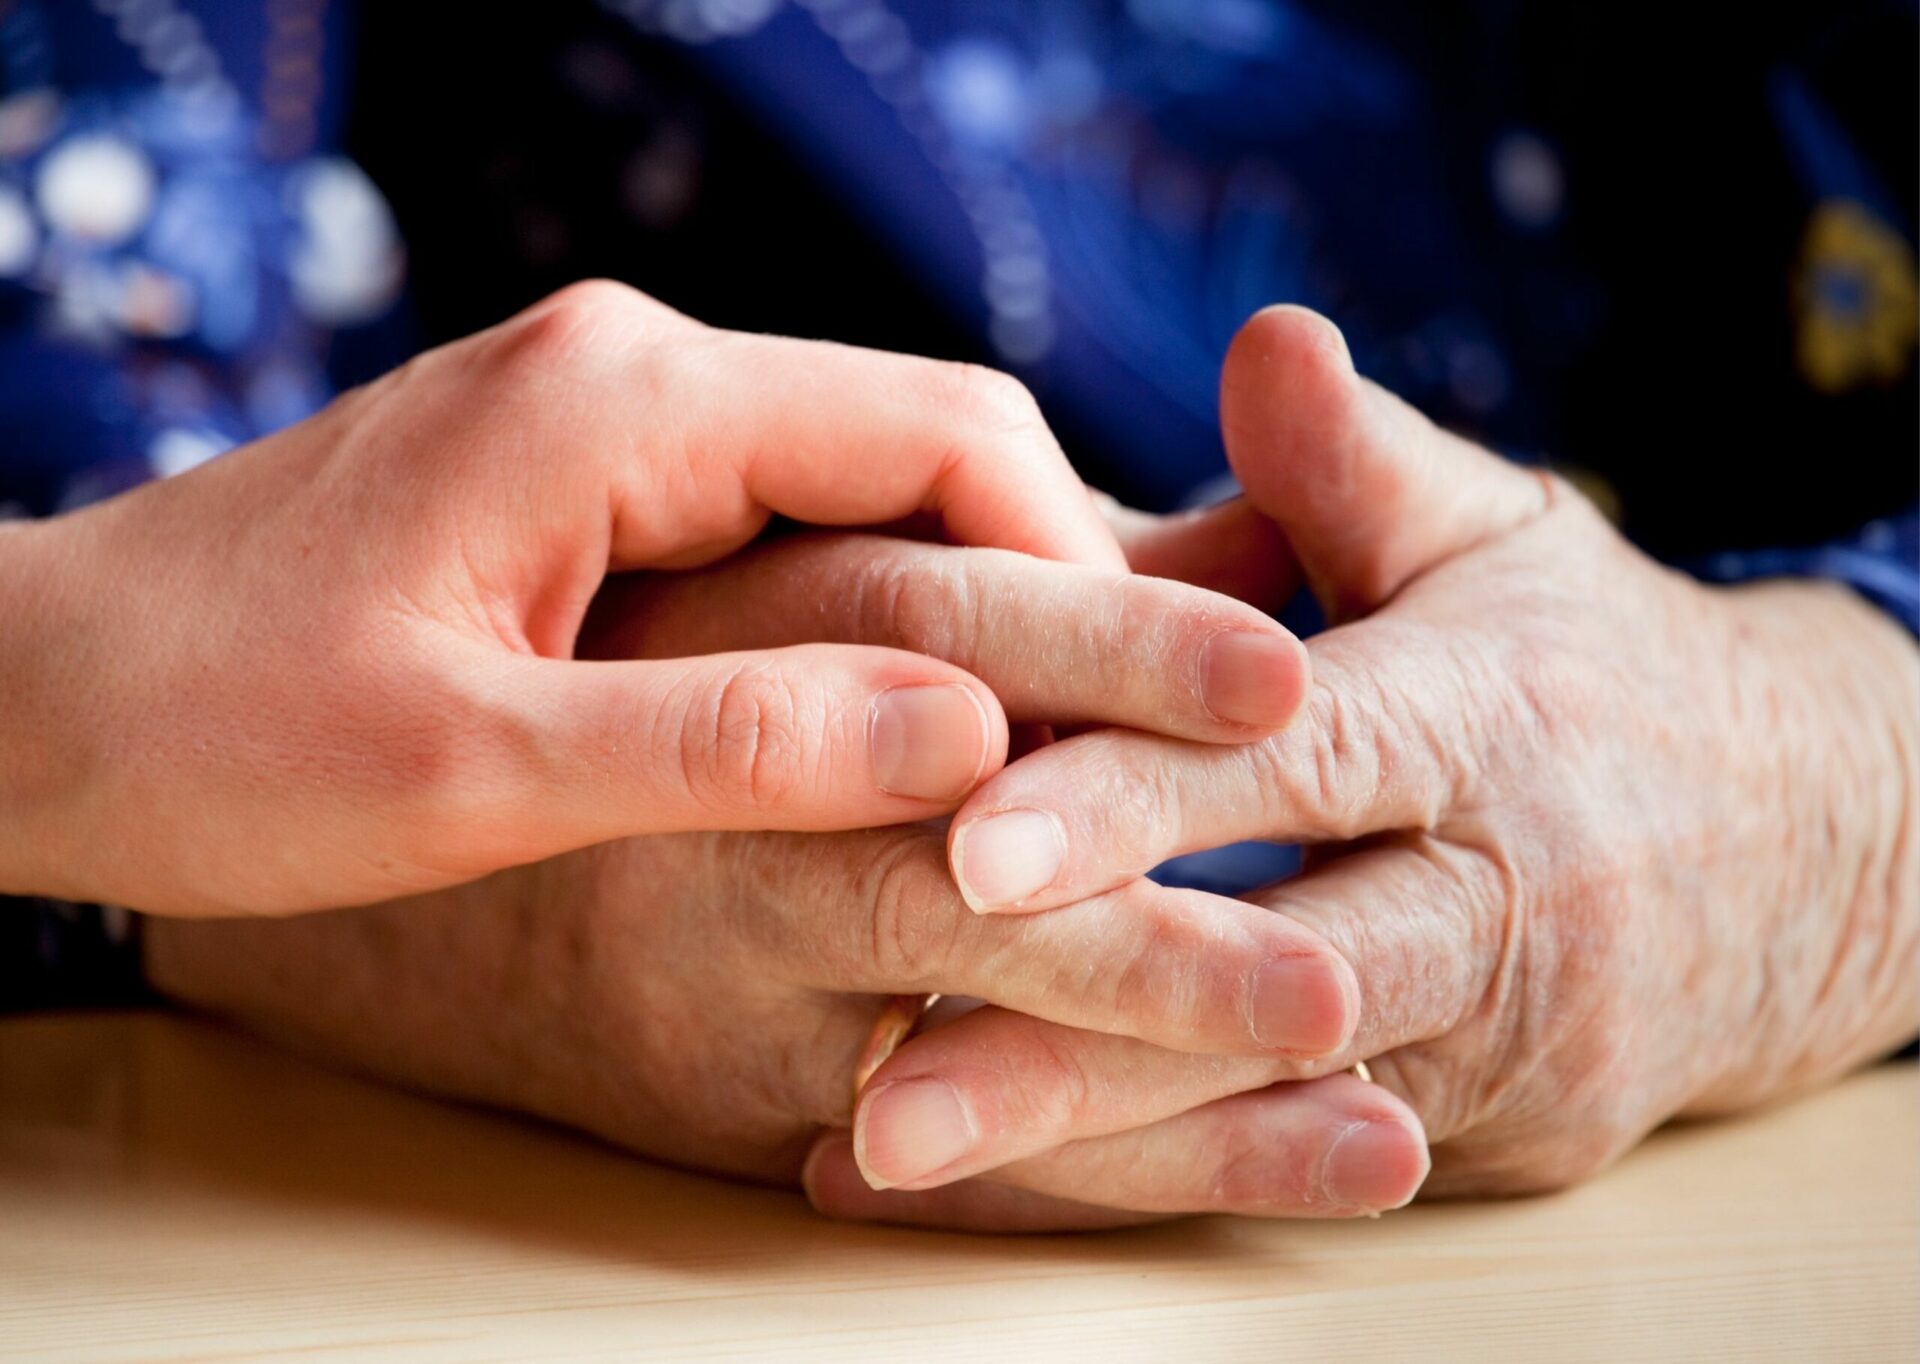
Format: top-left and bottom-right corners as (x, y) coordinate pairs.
(35, 135), (157, 245)
(287, 158), (405, 325)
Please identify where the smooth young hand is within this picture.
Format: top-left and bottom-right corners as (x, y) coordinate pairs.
(146, 521), (1417, 1233)
(0, 281), (1303, 916)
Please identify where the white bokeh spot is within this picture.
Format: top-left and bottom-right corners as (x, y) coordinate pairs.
(288, 158), (405, 325)
(927, 40), (1030, 148)
(35, 134), (157, 245)
(149, 426), (232, 479)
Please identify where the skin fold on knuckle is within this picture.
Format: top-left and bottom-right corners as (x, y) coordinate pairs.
(688, 663), (815, 813)
(1307, 629), (1471, 829)
(1199, 1108), (1345, 1216)
(1102, 893), (1261, 1051)
(488, 280), (648, 394)
(944, 1027), (1099, 1162)
(1419, 834), (1517, 1019)
(1288, 687), (1375, 839)
(856, 548), (973, 664)
(1083, 749), (1191, 879)
(1098, 575), (1230, 727)
(858, 832), (960, 989)
(936, 362), (1049, 443)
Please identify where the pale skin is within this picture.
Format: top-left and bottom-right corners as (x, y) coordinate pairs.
(141, 309), (1920, 1232)
(845, 308), (1920, 1220)
(145, 500), (1428, 1230)
(0, 280), (1310, 918)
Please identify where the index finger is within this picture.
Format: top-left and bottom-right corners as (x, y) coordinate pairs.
(586, 532), (1310, 742)
(944, 626), (1461, 913)
(734, 828), (1359, 1061)
(504, 284), (1127, 572)
(727, 333), (1123, 568)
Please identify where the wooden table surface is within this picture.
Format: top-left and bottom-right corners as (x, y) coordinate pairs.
(1, 1012), (1913, 1363)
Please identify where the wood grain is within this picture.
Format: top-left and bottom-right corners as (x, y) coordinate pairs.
(0, 1011), (1912, 1362)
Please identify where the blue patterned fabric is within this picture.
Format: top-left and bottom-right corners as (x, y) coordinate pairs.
(1695, 508), (1920, 631)
(2, 3), (1915, 1000)
(0, 0), (404, 518)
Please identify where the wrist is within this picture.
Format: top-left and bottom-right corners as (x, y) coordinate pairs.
(1691, 579), (1920, 1110)
(0, 515), (101, 900)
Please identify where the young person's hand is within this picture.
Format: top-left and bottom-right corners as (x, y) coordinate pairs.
(146, 513), (1402, 1235)
(1, 282), (1300, 917)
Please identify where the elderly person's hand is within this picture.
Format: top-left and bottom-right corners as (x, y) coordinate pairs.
(145, 517), (1429, 1232)
(850, 307), (1919, 1214)
(0, 281), (1320, 918)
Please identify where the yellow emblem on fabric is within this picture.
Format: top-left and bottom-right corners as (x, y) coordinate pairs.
(1791, 199), (1919, 394)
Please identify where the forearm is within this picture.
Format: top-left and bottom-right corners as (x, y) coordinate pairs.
(1687, 580), (1920, 1114)
(1804, 582), (1920, 1072)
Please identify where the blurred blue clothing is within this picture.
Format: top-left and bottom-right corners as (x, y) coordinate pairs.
(2, 2), (1913, 621)
(0, 4), (1915, 987)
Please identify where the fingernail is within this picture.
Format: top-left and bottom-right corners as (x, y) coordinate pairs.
(855, 1078), (977, 1190)
(870, 685), (990, 801)
(952, 809), (1066, 912)
(1320, 1119), (1428, 1212)
(1248, 955), (1355, 1053)
(801, 1132), (853, 1197)
(801, 1133), (883, 1216)
(1202, 629), (1303, 728)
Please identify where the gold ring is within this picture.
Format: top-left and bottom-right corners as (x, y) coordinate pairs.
(1348, 1058), (1384, 1218)
(851, 993), (939, 1109)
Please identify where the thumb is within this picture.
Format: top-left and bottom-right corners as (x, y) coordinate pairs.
(1220, 305), (1551, 620)
(490, 645), (1009, 849)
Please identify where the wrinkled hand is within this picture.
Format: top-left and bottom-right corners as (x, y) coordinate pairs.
(874, 307), (1920, 1209)
(1, 281), (1166, 916)
(147, 520), (1430, 1232)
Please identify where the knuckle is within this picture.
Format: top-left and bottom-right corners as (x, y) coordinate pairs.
(1273, 687), (1376, 839)
(492, 279), (649, 382)
(860, 834), (956, 987)
(1016, 1028), (1096, 1135)
(1095, 577), (1170, 684)
(1280, 670), (1444, 836)
(936, 362), (1047, 439)
(689, 664), (814, 810)
(541, 277), (647, 328)
(857, 552), (972, 661)
(1304, 688), (1360, 831)
(1085, 752), (1186, 875)
(1204, 1114), (1295, 1212)
(1106, 894), (1213, 1039)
